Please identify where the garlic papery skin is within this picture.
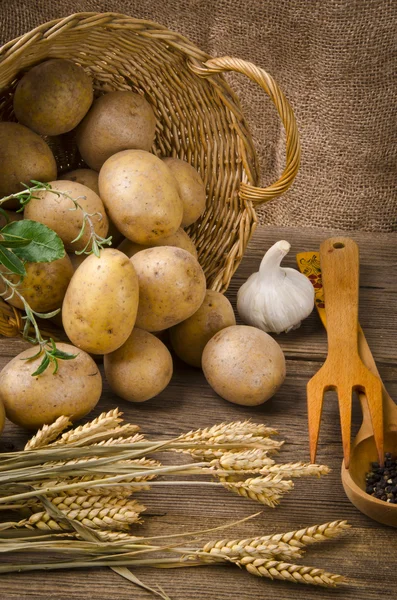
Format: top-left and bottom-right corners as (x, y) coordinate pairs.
(237, 240), (315, 334)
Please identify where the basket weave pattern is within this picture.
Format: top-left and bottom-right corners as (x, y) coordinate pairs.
(0, 12), (300, 338)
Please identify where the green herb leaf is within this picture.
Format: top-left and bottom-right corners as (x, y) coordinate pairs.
(0, 207), (10, 223)
(2, 220), (65, 263)
(31, 354), (50, 377)
(52, 349), (77, 360)
(0, 246), (26, 276)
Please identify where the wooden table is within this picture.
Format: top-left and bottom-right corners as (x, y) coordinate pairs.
(1, 226), (396, 600)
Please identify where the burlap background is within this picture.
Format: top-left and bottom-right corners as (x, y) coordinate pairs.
(1, 0), (396, 232)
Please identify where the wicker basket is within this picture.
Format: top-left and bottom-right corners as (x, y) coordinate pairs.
(0, 12), (300, 338)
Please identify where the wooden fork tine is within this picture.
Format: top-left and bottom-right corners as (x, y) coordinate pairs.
(361, 375), (384, 466)
(307, 376), (325, 464)
(337, 386), (353, 469)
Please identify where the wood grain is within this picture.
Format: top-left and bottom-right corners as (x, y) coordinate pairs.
(0, 226), (396, 600)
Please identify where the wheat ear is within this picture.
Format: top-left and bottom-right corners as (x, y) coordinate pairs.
(257, 520), (351, 548)
(220, 475), (294, 507)
(238, 557), (346, 587)
(211, 450), (275, 473)
(15, 497), (145, 531)
(197, 539), (303, 562)
(52, 409), (125, 445)
(260, 462), (331, 478)
(25, 416), (72, 450)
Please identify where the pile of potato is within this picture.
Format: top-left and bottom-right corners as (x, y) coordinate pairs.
(0, 59), (286, 432)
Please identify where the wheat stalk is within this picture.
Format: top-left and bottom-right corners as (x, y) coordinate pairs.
(25, 416), (72, 451)
(220, 475), (294, 507)
(237, 557), (346, 587)
(179, 421), (278, 442)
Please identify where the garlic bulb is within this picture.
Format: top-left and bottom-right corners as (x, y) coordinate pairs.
(237, 240), (315, 334)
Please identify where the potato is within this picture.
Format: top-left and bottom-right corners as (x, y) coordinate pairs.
(76, 91), (156, 171)
(131, 246), (206, 331)
(202, 325), (286, 406)
(60, 169), (100, 195)
(99, 150), (183, 244)
(62, 248), (139, 354)
(59, 170), (124, 246)
(0, 398), (5, 435)
(118, 228), (197, 259)
(24, 180), (109, 252)
(162, 158), (206, 227)
(104, 328), (173, 402)
(13, 59), (93, 136)
(0, 122), (57, 207)
(0, 254), (74, 312)
(0, 209), (22, 228)
(68, 252), (88, 271)
(0, 343), (101, 430)
(170, 290), (236, 367)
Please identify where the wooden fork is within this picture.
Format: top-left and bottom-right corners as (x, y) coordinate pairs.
(306, 237), (384, 469)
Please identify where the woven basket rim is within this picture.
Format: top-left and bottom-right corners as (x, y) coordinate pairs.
(0, 12), (212, 62)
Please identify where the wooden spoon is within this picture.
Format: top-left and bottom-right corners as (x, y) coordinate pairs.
(297, 248), (397, 527)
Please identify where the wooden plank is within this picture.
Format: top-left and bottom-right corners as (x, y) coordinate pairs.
(0, 226), (396, 599)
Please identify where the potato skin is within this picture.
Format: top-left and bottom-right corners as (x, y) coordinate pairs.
(162, 158), (206, 227)
(13, 59), (93, 136)
(104, 328), (173, 402)
(0, 122), (57, 205)
(0, 399), (5, 435)
(118, 228), (197, 259)
(76, 91), (156, 171)
(60, 169), (100, 195)
(0, 343), (102, 430)
(170, 290), (236, 367)
(202, 325), (286, 406)
(98, 150), (183, 244)
(62, 248), (139, 354)
(24, 180), (109, 251)
(131, 246), (206, 332)
(0, 254), (74, 312)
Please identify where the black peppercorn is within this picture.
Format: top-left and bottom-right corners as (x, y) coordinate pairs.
(365, 454), (397, 504)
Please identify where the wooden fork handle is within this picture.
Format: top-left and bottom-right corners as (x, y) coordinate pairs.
(319, 238), (360, 357)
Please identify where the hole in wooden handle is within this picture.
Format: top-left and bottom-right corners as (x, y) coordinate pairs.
(333, 242), (345, 249)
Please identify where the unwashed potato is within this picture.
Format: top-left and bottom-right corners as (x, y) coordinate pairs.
(0, 398), (5, 435)
(170, 290), (236, 367)
(0, 254), (74, 312)
(0, 343), (102, 430)
(60, 169), (124, 246)
(0, 122), (57, 207)
(131, 246), (206, 331)
(62, 248), (139, 354)
(162, 158), (206, 227)
(104, 328), (173, 402)
(99, 150), (183, 244)
(24, 180), (109, 251)
(60, 168), (100, 195)
(202, 325), (286, 406)
(76, 91), (157, 171)
(0, 209), (22, 228)
(13, 59), (93, 136)
(118, 228), (197, 259)
(68, 252), (88, 271)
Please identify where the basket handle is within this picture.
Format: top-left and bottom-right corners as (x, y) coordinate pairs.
(189, 56), (300, 206)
